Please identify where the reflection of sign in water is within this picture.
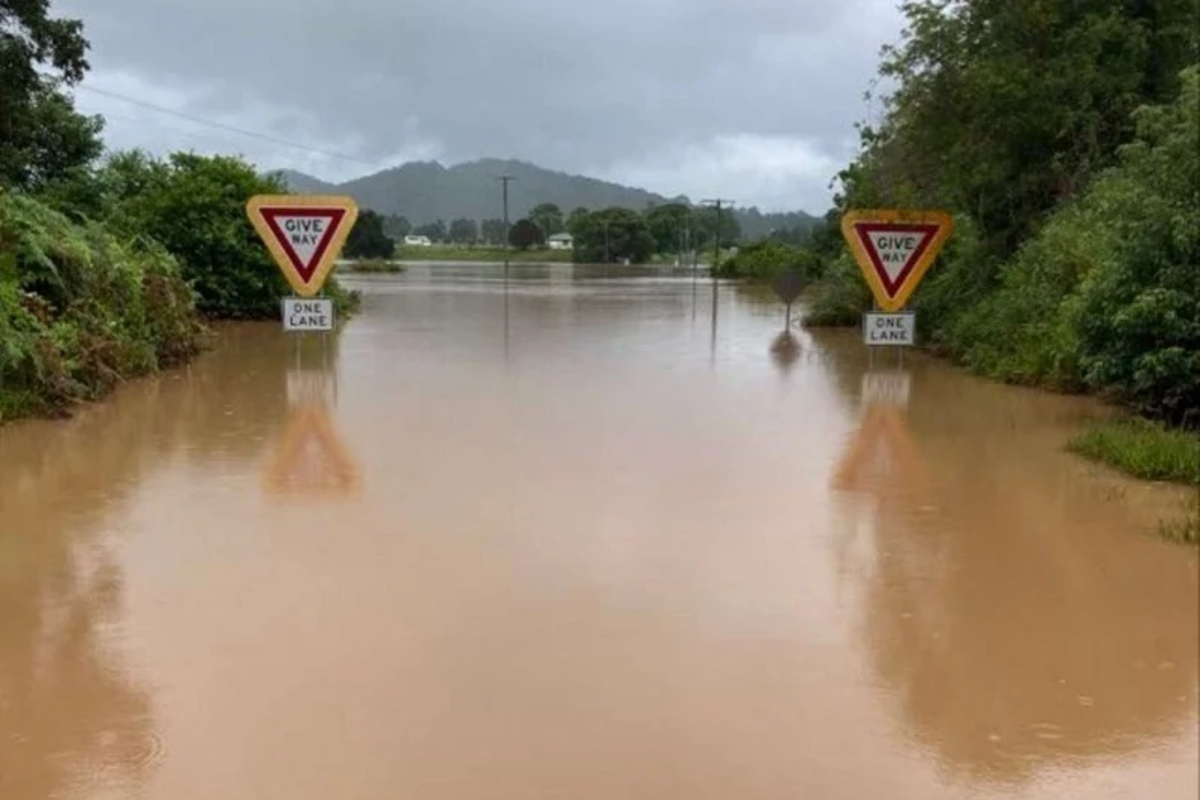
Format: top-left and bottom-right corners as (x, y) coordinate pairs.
(769, 330), (801, 373)
(263, 404), (362, 497)
(862, 370), (911, 407)
(832, 371), (928, 496)
(263, 368), (360, 498)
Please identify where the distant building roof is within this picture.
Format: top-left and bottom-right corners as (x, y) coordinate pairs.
(548, 232), (573, 240)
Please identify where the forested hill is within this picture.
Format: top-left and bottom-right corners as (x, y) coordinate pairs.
(276, 159), (816, 238)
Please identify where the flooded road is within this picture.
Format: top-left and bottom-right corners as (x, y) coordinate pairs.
(1, 263), (1196, 799)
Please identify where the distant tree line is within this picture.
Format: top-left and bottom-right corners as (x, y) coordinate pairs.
(348, 200), (775, 264)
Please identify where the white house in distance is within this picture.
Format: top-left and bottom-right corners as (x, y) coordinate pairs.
(547, 232), (574, 250)
(404, 234), (433, 247)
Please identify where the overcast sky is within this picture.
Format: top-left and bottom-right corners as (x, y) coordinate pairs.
(58, 0), (904, 213)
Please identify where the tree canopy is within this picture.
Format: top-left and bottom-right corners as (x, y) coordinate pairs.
(508, 218), (544, 250)
(806, 0), (1200, 426)
(0, 0), (102, 190)
(344, 209), (395, 259)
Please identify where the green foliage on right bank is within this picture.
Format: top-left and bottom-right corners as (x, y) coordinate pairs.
(803, 0), (1199, 430)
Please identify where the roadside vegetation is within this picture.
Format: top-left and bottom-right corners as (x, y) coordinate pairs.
(0, 1), (358, 422)
(1069, 419), (1200, 486)
(711, 0), (1198, 532)
(374, 201), (745, 266)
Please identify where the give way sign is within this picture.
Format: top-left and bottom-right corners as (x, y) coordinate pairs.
(841, 209), (953, 311)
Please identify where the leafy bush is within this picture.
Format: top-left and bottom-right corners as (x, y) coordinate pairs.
(1072, 67), (1200, 427)
(811, 67), (1200, 428)
(0, 190), (205, 419)
(82, 151), (359, 319)
(951, 66), (1199, 422)
(803, 253), (872, 327)
(715, 240), (823, 281)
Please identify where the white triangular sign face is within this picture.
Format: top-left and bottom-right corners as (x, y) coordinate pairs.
(863, 228), (929, 286)
(260, 210), (344, 284)
(272, 215), (330, 270)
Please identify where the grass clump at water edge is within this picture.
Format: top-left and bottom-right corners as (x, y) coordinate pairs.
(339, 258), (406, 274)
(1068, 418), (1199, 485)
(1068, 417), (1199, 544)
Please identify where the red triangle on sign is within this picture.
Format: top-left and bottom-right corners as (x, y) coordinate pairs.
(852, 222), (940, 299)
(259, 208), (347, 284)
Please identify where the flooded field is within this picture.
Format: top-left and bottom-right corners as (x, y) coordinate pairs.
(1, 263), (1195, 799)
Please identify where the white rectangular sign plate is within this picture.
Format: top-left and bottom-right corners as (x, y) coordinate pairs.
(863, 311), (915, 346)
(282, 297), (334, 332)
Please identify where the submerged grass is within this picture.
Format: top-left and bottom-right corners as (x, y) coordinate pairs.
(1068, 418), (1200, 485)
(1069, 417), (1199, 544)
(340, 258), (406, 273)
(1157, 508), (1199, 545)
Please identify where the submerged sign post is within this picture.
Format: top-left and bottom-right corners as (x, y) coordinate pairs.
(841, 209), (953, 347)
(246, 194), (358, 331)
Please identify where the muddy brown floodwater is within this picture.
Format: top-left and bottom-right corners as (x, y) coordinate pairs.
(1, 263), (1196, 800)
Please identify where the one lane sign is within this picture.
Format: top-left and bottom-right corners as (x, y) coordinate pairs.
(863, 311), (915, 346)
(282, 298), (335, 332)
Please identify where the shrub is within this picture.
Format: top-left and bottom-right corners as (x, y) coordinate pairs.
(0, 190), (205, 419)
(97, 151), (358, 320)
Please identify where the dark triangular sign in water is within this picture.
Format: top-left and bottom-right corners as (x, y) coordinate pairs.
(772, 268), (805, 305)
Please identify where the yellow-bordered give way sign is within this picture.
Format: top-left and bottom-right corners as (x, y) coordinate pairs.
(246, 194), (359, 297)
(841, 209), (953, 311)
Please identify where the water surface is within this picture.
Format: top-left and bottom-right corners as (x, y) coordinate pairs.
(1, 263), (1195, 799)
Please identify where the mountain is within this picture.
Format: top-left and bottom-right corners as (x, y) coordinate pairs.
(273, 169), (338, 195)
(275, 159), (817, 235)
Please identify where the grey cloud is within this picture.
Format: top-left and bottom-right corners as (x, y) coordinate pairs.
(58, 0), (903, 210)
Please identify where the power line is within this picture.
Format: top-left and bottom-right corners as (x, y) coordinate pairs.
(72, 84), (376, 165)
(76, 103), (280, 153)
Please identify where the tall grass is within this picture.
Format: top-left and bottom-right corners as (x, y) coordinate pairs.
(1068, 419), (1200, 485)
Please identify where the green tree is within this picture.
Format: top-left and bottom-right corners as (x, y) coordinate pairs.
(344, 209), (395, 259)
(99, 151), (354, 319)
(448, 217), (479, 245)
(0, 0), (102, 190)
(382, 214), (411, 240)
(717, 241), (824, 282)
(566, 206), (590, 233)
(508, 218), (544, 250)
(528, 202), (563, 237)
(1072, 66), (1200, 427)
(571, 207), (655, 263)
(480, 218), (506, 245)
(644, 202), (693, 255)
(839, 0), (1198, 259)
(690, 203), (741, 252)
(413, 220), (446, 241)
